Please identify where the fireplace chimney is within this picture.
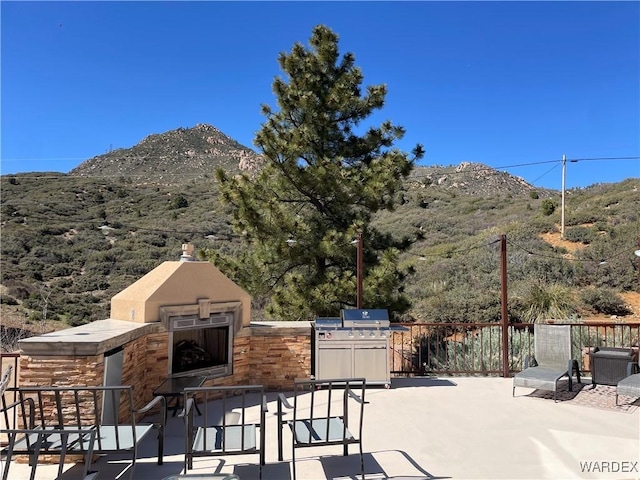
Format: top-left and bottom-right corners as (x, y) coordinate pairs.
(181, 243), (195, 262)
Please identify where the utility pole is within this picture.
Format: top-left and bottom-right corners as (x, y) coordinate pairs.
(561, 154), (566, 239)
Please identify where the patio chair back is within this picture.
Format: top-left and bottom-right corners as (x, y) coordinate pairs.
(277, 377), (367, 480)
(534, 324), (572, 367)
(181, 384), (267, 479)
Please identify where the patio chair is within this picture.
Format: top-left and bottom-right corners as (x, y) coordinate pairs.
(180, 384), (267, 479)
(1, 426), (99, 480)
(277, 378), (367, 480)
(512, 324), (581, 402)
(616, 359), (640, 406)
(0, 385), (165, 480)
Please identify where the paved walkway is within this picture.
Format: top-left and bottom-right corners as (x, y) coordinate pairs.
(3, 377), (639, 479)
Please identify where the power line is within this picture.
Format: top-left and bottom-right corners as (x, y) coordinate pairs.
(506, 238), (633, 264)
(409, 156), (640, 181)
(2, 155), (638, 181)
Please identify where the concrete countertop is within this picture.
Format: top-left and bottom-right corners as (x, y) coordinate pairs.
(250, 321), (312, 336)
(18, 319), (159, 357)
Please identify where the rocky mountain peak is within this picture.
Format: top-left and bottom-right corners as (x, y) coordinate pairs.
(70, 124), (264, 185)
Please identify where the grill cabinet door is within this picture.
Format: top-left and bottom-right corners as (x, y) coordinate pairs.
(353, 342), (388, 384)
(316, 343), (352, 380)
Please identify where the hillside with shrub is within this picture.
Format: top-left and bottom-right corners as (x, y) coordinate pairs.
(1, 124), (639, 350)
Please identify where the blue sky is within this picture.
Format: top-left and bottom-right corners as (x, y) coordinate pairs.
(1, 1), (638, 189)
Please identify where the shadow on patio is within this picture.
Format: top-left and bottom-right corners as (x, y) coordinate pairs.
(5, 376), (639, 480)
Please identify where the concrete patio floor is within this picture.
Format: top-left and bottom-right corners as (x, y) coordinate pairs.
(3, 376), (639, 480)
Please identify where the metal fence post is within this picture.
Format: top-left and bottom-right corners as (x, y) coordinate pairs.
(500, 234), (509, 378)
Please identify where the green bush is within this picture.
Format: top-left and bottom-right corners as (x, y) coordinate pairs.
(564, 226), (596, 244)
(580, 288), (631, 316)
(541, 199), (557, 216)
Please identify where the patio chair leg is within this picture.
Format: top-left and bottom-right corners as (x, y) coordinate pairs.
(128, 445), (139, 480)
(291, 440), (296, 480)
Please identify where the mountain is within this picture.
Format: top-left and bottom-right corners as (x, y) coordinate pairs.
(1, 124), (638, 348)
(70, 124), (263, 184)
(407, 161), (554, 198)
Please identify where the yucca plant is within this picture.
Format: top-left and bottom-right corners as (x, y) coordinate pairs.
(515, 280), (577, 323)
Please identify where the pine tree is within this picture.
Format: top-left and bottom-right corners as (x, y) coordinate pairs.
(214, 25), (424, 321)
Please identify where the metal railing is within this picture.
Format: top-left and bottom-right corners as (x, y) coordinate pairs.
(390, 322), (640, 377)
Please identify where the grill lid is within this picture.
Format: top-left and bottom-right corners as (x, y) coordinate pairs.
(341, 309), (390, 328)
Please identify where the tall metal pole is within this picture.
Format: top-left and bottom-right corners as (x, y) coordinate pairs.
(561, 154), (566, 239)
(356, 233), (363, 309)
(500, 234), (509, 378)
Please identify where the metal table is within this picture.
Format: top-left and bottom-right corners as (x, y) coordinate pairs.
(153, 375), (206, 416)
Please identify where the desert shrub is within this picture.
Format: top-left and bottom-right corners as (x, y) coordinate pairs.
(563, 226), (596, 244)
(21, 259), (44, 281)
(169, 194), (189, 209)
(1, 294), (19, 306)
(44, 264), (73, 278)
(52, 277), (73, 289)
(523, 218), (557, 234)
(580, 288), (631, 316)
(67, 305), (93, 326)
(541, 199), (557, 216)
(4, 281), (33, 300)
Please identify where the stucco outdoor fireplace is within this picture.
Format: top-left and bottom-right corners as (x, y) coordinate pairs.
(107, 244), (253, 382)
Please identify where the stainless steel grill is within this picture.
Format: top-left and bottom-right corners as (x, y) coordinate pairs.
(312, 309), (393, 387)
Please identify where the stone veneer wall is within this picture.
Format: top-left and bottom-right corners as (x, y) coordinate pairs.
(19, 338), (150, 423)
(19, 354), (105, 389)
(16, 354), (105, 464)
(140, 325), (309, 394)
(144, 331), (169, 402)
(248, 326), (311, 390)
(17, 324), (311, 417)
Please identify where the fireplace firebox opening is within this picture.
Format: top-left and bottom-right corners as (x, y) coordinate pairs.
(172, 326), (228, 374)
(160, 301), (242, 379)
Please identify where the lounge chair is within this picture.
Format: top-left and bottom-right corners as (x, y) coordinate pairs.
(616, 359), (640, 406)
(513, 324), (581, 402)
